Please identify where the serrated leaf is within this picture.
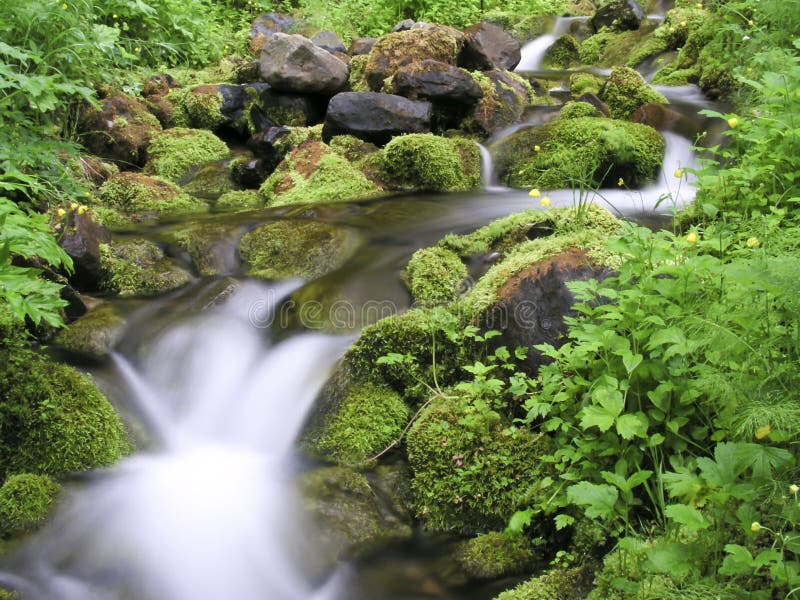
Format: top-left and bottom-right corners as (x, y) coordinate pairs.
(567, 482), (618, 520)
(505, 508), (534, 536)
(665, 504), (709, 532)
(554, 514), (575, 530)
(616, 413), (649, 440)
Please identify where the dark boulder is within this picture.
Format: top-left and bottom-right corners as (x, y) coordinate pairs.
(459, 22), (521, 71)
(312, 30), (347, 55)
(322, 92), (432, 145)
(628, 103), (702, 138)
(259, 33), (349, 95)
(247, 126), (291, 162)
(78, 96), (161, 167)
(247, 86), (328, 132)
(59, 212), (111, 288)
(389, 60), (483, 105)
(464, 70), (532, 136)
(348, 37), (377, 56)
(590, 0), (645, 33)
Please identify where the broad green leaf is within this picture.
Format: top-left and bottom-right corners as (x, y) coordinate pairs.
(665, 504), (709, 532)
(554, 514), (575, 530)
(505, 508), (534, 536)
(645, 541), (695, 578)
(567, 482), (618, 520)
(719, 544), (755, 576)
(580, 386), (624, 432)
(616, 413), (649, 440)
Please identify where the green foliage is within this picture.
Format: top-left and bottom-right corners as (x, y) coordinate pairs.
(0, 473), (60, 536)
(599, 66), (668, 120)
(0, 197), (72, 327)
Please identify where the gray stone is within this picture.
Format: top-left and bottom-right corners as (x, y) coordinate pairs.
(459, 22), (521, 71)
(322, 92), (432, 145)
(259, 33), (349, 94)
(390, 60), (483, 105)
(311, 30), (347, 54)
(348, 37), (377, 56)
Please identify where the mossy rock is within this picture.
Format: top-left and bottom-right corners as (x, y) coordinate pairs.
(542, 34), (581, 69)
(179, 160), (240, 201)
(381, 134), (481, 192)
(569, 72), (604, 98)
(455, 532), (536, 580)
(94, 172), (207, 226)
(54, 304), (126, 360)
(166, 221), (244, 276)
(0, 473), (60, 536)
(406, 393), (556, 533)
(348, 54), (370, 92)
(494, 564), (596, 600)
(405, 246), (468, 307)
(599, 66), (668, 120)
(238, 220), (362, 280)
(493, 116), (665, 189)
(98, 238), (192, 297)
(308, 383), (410, 465)
(463, 70), (537, 137)
(559, 101), (601, 119)
(215, 190), (263, 211)
(167, 86), (226, 130)
(0, 354), (131, 479)
(260, 141), (382, 207)
(298, 466), (413, 560)
(580, 21), (662, 68)
(145, 127), (230, 183)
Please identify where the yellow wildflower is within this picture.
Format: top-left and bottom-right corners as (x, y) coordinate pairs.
(534, 145), (541, 152)
(77, 205), (88, 215)
(727, 117), (739, 129)
(617, 177), (625, 187)
(790, 484), (799, 495)
(755, 424), (771, 439)
(61, 2), (68, 9)
(528, 188), (541, 198)
(746, 237), (760, 248)
(751, 522), (761, 532)
(69, 201), (78, 211)
(674, 168), (683, 179)
(540, 196), (551, 208)
(56, 207), (67, 218)
(686, 232), (698, 244)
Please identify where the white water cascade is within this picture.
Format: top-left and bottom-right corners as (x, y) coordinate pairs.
(516, 17), (589, 72)
(0, 281), (352, 600)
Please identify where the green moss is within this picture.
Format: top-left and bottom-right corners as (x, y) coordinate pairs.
(172, 86), (226, 129)
(311, 383), (410, 465)
(348, 54), (370, 92)
(569, 72), (604, 98)
(0, 355), (131, 479)
(238, 220), (361, 280)
(406, 392), (555, 532)
(95, 172), (206, 224)
(559, 101), (601, 119)
(600, 66), (668, 120)
(381, 134), (481, 192)
(98, 239), (192, 297)
(494, 565), (595, 600)
(54, 304), (126, 360)
(215, 190), (263, 210)
(0, 473), (60, 536)
(579, 30), (617, 65)
(405, 247), (468, 307)
(464, 71), (540, 136)
(260, 142), (381, 207)
(329, 135), (380, 165)
(145, 127), (229, 182)
(495, 116), (665, 189)
(542, 34), (581, 69)
(652, 66), (696, 86)
(180, 161), (238, 200)
(455, 532), (535, 579)
(455, 205), (621, 318)
(166, 222), (243, 276)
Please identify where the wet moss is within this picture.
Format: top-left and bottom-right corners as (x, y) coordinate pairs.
(238, 220), (361, 280)
(180, 161), (239, 200)
(166, 222), (243, 276)
(495, 116), (665, 189)
(98, 238), (192, 297)
(145, 127), (230, 183)
(494, 564), (596, 600)
(579, 30), (617, 64)
(381, 134), (481, 192)
(95, 172), (206, 225)
(542, 34), (581, 69)
(54, 304), (126, 360)
(569, 72), (604, 98)
(559, 100), (601, 119)
(0, 473), (60, 536)
(348, 54), (370, 92)
(406, 392), (555, 533)
(455, 532), (535, 579)
(405, 247), (468, 307)
(168, 87), (226, 129)
(311, 383), (410, 465)
(215, 190), (263, 210)
(0, 355), (131, 479)
(600, 66), (668, 120)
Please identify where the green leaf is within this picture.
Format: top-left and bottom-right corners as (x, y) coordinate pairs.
(580, 386), (624, 432)
(505, 508), (534, 536)
(567, 482), (618, 520)
(621, 352), (642, 375)
(554, 514), (575, 530)
(615, 413), (649, 440)
(719, 544), (755, 576)
(645, 541), (695, 578)
(665, 504), (709, 532)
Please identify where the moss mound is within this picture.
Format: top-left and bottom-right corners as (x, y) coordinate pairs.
(569, 72), (604, 98)
(455, 532), (536, 579)
(494, 565), (596, 600)
(0, 356), (131, 479)
(215, 190), (263, 211)
(0, 473), (60, 536)
(310, 383), (410, 465)
(239, 220), (361, 280)
(560, 100), (601, 119)
(145, 127), (230, 182)
(54, 304), (126, 360)
(99, 238), (192, 297)
(405, 246), (468, 307)
(406, 393), (555, 532)
(599, 66), (668, 120)
(260, 141), (381, 207)
(94, 172), (206, 226)
(542, 34), (581, 69)
(381, 134), (481, 192)
(494, 116), (665, 189)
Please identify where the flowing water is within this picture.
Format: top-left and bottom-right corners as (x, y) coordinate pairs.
(0, 7), (726, 598)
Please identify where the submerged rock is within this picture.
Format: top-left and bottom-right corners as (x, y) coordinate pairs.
(238, 219), (362, 280)
(166, 221), (244, 276)
(259, 33), (349, 95)
(58, 212), (111, 289)
(322, 92), (433, 145)
(98, 238), (192, 297)
(179, 160), (240, 201)
(54, 303), (127, 360)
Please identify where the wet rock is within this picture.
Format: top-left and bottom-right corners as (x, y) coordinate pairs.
(364, 28), (460, 92)
(179, 160), (240, 201)
(229, 156), (272, 189)
(628, 102), (702, 138)
(298, 466), (413, 561)
(248, 12), (306, 56)
(238, 219), (362, 280)
(388, 60), (483, 106)
(322, 92), (432, 145)
(247, 86), (328, 133)
(541, 34), (581, 69)
(78, 95), (161, 167)
(312, 30), (347, 55)
(574, 92), (611, 117)
(246, 125), (292, 166)
(599, 66), (668, 119)
(166, 222), (244, 276)
(590, 0), (645, 33)
(486, 249), (610, 372)
(54, 304), (126, 360)
(348, 37), (377, 56)
(259, 33), (349, 95)
(98, 238), (192, 297)
(463, 70), (533, 136)
(144, 127), (229, 183)
(458, 21), (521, 71)
(59, 212), (111, 288)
